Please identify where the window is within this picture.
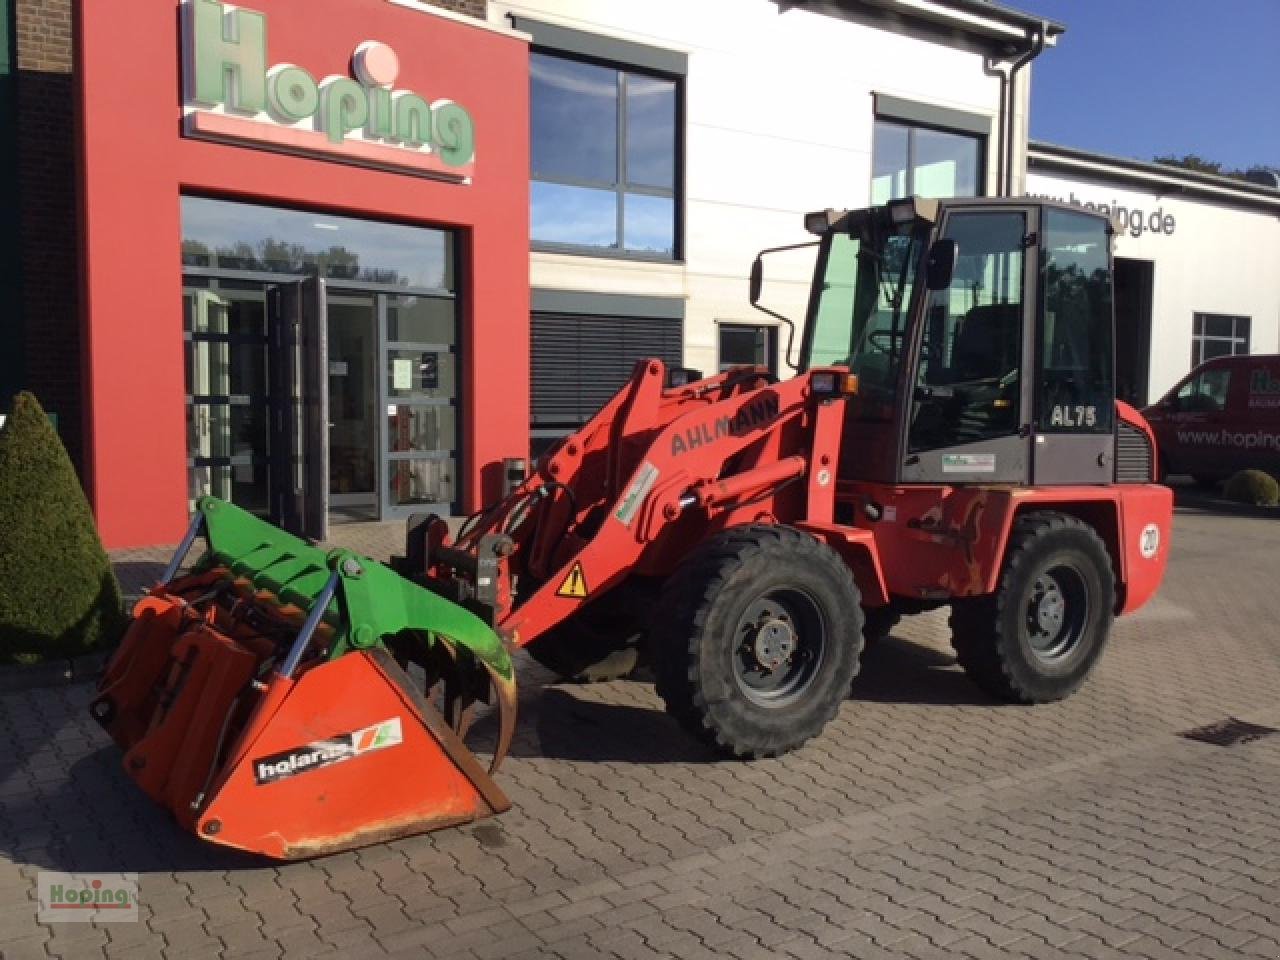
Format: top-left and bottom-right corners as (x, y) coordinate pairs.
(1191, 313), (1250, 366)
(530, 51), (679, 257)
(1039, 209), (1114, 434)
(908, 211), (1025, 452)
(529, 291), (684, 455)
(719, 324), (778, 375)
(1176, 368), (1231, 413)
(872, 119), (982, 202)
(181, 195), (452, 288)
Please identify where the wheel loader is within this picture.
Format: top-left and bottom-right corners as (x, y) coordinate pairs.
(93, 196), (1172, 859)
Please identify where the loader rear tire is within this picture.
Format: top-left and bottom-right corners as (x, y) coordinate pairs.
(950, 511), (1114, 704)
(653, 525), (862, 759)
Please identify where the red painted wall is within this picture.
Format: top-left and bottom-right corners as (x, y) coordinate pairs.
(75, 0), (530, 548)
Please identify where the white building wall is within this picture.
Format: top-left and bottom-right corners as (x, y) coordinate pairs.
(492, 0), (1001, 376)
(1026, 169), (1280, 400)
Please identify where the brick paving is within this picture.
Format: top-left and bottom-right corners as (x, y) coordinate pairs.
(3, 506), (1280, 959)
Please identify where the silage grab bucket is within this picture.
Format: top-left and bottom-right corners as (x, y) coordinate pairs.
(91, 497), (515, 860)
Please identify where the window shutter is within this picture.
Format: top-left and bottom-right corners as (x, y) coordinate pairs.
(531, 313), (683, 427)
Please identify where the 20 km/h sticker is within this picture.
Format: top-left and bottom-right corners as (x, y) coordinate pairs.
(556, 563), (590, 599)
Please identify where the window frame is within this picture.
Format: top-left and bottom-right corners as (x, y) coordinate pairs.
(871, 95), (991, 202)
(1191, 312), (1250, 367)
(717, 322), (779, 376)
(517, 18), (686, 263)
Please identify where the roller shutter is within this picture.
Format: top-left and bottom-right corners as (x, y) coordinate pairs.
(531, 312), (683, 431)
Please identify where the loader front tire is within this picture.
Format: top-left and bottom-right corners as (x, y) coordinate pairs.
(524, 616), (640, 683)
(523, 579), (652, 683)
(950, 511), (1114, 704)
(653, 525), (862, 759)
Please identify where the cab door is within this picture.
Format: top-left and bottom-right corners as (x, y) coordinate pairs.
(1031, 207), (1115, 485)
(902, 206), (1034, 484)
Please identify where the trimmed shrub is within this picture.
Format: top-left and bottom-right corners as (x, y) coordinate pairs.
(1223, 469), (1280, 507)
(0, 392), (127, 664)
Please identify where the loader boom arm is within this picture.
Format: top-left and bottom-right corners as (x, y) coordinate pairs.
(413, 359), (855, 650)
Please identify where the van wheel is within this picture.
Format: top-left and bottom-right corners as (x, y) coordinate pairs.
(653, 525), (862, 758)
(950, 512), (1114, 703)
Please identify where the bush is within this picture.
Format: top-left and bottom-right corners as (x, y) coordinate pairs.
(1223, 469), (1280, 507)
(0, 392), (127, 664)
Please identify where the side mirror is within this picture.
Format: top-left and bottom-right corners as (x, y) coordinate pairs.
(749, 258), (763, 305)
(925, 238), (958, 290)
(1160, 396), (1177, 411)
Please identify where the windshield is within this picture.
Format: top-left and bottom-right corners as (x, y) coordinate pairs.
(803, 220), (928, 401)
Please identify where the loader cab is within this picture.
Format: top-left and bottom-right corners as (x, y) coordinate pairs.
(798, 197), (1116, 487)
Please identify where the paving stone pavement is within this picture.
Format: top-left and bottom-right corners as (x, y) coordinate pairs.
(3, 505), (1280, 959)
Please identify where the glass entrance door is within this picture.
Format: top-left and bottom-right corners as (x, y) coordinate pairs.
(327, 293), (379, 521)
(383, 294), (459, 517)
(184, 285), (271, 514)
(184, 276), (458, 531)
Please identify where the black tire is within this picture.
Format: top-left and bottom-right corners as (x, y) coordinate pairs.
(860, 606), (901, 647)
(950, 512), (1114, 704)
(524, 593), (644, 683)
(653, 525), (862, 758)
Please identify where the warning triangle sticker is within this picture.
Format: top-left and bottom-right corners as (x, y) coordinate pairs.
(556, 563), (589, 599)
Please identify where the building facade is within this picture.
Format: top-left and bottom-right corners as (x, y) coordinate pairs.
(3, 0), (1059, 548)
(502, 0), (1056, 452)
(9, 0), (532, 548)
(1028, 143), (1280, 407)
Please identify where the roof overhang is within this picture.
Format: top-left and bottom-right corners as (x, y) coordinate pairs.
(776, 0), (1063, 51)
(1029, 141), (1280, 215)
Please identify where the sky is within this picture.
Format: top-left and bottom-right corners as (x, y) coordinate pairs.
(1023, 0), (1280, 171)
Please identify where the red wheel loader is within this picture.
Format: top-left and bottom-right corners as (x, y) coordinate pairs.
(93, 197), (1172, 859)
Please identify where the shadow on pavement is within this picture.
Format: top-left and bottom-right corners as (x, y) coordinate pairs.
(852, 632), (999, 707)
(520, 688), (721, 764)
(496, 631), (998, 765)
(0, 739), (263, 874)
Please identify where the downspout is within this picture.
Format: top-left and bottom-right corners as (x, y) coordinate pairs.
(0, 0), (23, 408)
(983, 20), (1047, 197)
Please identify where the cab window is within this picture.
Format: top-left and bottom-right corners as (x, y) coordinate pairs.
(1038, 209), (1114, 433)
(1175, 368), (1231, 412)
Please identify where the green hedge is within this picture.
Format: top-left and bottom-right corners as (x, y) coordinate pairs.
(0, 392), (127, 663)
(1223, 469), (1280, 507)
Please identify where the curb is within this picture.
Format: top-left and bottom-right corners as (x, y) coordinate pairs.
(1173, 489), (1280, 520)
(0, 650), (111, 694)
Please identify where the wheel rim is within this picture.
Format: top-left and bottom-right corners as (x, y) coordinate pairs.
(732, 588), (827, 707)
(1024, 564), (1089, 664)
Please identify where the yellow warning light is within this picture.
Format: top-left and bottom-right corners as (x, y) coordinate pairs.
(556, 563), (589, 599)
(993, 398), (1011, 408)
(842, 374), (859, 396)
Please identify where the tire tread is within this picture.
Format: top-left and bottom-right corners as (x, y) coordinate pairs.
(950, 511), (1114, 704)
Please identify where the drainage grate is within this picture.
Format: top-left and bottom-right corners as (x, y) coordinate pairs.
(1179, 717), (1280, 747)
